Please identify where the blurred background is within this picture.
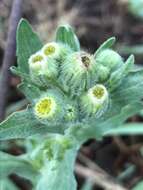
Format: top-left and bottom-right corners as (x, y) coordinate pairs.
(0, 0), (143, 189)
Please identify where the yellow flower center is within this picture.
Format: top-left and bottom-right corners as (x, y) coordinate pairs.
(32, 55), (43, 63)
(35, 97), (55, 118)
(44, 45), (56, 56)
(92, 86), (104, 99)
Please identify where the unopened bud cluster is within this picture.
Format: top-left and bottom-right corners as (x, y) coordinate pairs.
(28, 40), (126, 123)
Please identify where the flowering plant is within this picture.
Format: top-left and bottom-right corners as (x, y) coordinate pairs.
(1, 19), (143, 190)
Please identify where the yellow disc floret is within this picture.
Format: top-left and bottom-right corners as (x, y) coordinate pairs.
(92, 86), (105, 99)
(42, 42), (60, 58)
(29, 52), (45, 75)
(44, 45), (56, 56)
(32, 55), (44, 63)
(34, 97), (56, 119)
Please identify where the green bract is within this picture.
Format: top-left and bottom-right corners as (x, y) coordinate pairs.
(1, 19), (143, 190)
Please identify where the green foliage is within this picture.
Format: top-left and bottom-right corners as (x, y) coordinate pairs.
(16, 19), (43, 74)
(81, 180), (93, 190)
(128, 0), (143, 19)
(0, 18), (143, 190)
(56, 24), (80, 51)
(132, 181), (143, 190)
(0, 178), (20, 190)
(0, 151), (38, 182)
(103, 123), (143, 136)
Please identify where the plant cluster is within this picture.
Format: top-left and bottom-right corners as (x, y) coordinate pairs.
(1, 19), (143, 190)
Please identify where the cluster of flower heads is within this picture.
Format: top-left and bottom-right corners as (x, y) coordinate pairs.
(28, 41), (123, 123)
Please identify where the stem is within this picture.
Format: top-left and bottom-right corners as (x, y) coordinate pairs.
(0, 0), (22, 120)
(36, 147), (78, 190)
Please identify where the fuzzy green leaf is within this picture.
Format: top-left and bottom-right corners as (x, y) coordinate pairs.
(111, 69), (143, 115)
(132, 181), (143, 190)
(0, 178), (20, 190)
(16, 19), (42, 74)
(81, 180), (93, 190)
(94, 37), (116, 57)
(103, 123), (143, 136)
(0, 109), (64, 140)
(108, 55), (134, 91)
(69, 102), (143, 142)
(56, 25), (80, 51)
(10, 66), (30, 80)
(18, 82), (42, 103)
(0, 151), (38, 182)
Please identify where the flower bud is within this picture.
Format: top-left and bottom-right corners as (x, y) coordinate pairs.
(42, 42), (71, 61)
(29, 51), (45, 75)
(80, 84), (109, 117)
(29, 51), (58, 86)
(64, 104), (77, 121)
(96, 65), (110, 82)
(61, 52), (96, 94)
(95, 49), (123, 71)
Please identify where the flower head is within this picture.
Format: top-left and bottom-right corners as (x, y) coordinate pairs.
(29, 52), (45, 75)
(34, 97), (56, 119)
(88, 84), (108, 105)
(42, 42), (71, 61)
(42, 42), (60, 57)
(80, 84), (109, 117)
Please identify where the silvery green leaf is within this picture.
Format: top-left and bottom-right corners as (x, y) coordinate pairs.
(56, 25), (80, 51)
(128, 0), (143, 19)
(0, 151), (38, 182)
(103, 123), (143, 136)
(132, 180), (143, 190)
(6, 99), (27, 116)
(94, 37), (116, 57)
(0, 178), (20, 190)
(69, 102), (143, 142)
(111, 69), (143, 115)
(81, 180), (93, 190)
(18, 82), (42, 103)
(0, 109), (64, 140)
(108, 55), (134, 91)
(16, 19), (42, 74)
(10, 66), (30, 81)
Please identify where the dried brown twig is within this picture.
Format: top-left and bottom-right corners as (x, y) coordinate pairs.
(76, 153), (128, 190)
(0, 0), (22, 120)
(75, 163), (128, 190)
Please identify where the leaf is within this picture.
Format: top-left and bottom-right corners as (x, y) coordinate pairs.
(99, 102), (143, 137)
(10, 66), (30, 80)
(132, 181), (143, 190)
(110, 69), (143, 115)
(0, 109), (64, 140)
(108, 55), (134, 91)
(103, 123), (143, 136)
(6, 99), (27, 116)
(0, 151), (38, 182)
(94, 37), (116, 57)
(16, 18), (43, 74)
(56, 25), (80, 51)
(18, 82), (42, 102)
(69, 102), (143, 142)
(0, 178), (20, 190)
(81, 180), (93, 190)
